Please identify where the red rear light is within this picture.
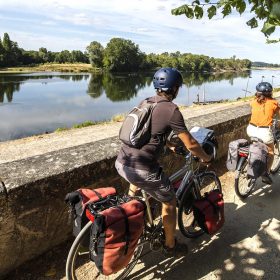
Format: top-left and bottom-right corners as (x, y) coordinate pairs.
(86, 209), (95, 222)
(239, 152), (248, 158)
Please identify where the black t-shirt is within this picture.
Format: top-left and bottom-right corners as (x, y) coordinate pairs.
(117, 95), (188, 171)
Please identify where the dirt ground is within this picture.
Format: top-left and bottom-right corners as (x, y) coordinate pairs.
(5, 162), (280, 280)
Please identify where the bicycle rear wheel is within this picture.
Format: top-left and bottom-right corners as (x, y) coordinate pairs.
(66, 221), (144, 280)
(234, 160), (256, 199)
(178, 172), (222, 238)
(270, 138), (280, 174)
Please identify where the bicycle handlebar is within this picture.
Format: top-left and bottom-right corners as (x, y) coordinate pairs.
(174, 139), (217, 163)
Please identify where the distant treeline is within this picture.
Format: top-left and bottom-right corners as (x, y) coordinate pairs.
(0, 32), (251, 72)
(252, 61), (280, 68)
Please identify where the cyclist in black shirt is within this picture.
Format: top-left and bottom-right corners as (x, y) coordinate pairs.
(115, 67), (211, 257)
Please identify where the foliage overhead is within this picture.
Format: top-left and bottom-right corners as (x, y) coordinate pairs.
(171, 1), (280, 40)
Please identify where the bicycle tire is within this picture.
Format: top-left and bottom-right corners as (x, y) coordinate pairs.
(66, 221), (144, 280)
(178, 172), (222, 238)
(270, 138), (280, 173)
(234, 160), (256, 199)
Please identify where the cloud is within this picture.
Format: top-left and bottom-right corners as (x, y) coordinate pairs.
(0, 0), (279, 63)
(157, 5), (166, 11)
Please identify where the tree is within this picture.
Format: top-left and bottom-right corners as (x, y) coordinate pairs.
(103, 38), (145, 72)
(86, 41), (104, 68)
(172, 1), (280, 40)
(0, 38), (5, 67)
(2, 33), (12, 52)
(38, 47), (49, 63)
(55, 50), (72, 63)
(71, 50), (88, 63)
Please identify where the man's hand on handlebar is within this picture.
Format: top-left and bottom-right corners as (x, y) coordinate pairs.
(199, 154), (213, 165)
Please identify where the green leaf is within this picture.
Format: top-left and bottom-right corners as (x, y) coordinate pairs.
(207, 6), (217, 19)
(271, 2), (280, 20)
(236, 1), (246, 15)
(222, 4), (232, 17)
(194, 5), (204, 19)
(261, 21), (276, 37)
(171, 5), (187, 16)
(192, 0), (200, 5)
(255, 6), (269, 20)
(185, 6), (194, 19)
(246, 17), (258, 29)
(266, 38), (280, 44)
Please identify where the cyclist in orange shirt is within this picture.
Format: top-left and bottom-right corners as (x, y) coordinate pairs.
(247, 82), (280, 184)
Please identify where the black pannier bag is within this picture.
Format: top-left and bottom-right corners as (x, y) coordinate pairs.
(226, 139), (249, 171)
(247, 142), (268, 178)
(65, 187), (117, 237)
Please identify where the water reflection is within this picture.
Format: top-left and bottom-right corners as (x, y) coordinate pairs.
(83, 71), (250, 102)
(0, 74), (90, 103)
(101, 73), (148, 101)
(0, 71), (251, 104)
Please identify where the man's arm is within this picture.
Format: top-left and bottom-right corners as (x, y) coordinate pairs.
(177, 131), (212, 162)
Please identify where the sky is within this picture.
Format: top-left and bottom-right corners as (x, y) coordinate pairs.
(0, 0), (279, 63)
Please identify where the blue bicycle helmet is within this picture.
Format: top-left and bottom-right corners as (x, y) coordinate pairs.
(153, 67), (183, 91)
(256, 82), (273, 93)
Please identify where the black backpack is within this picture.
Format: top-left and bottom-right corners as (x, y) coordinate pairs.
(119, 99), (166, 148)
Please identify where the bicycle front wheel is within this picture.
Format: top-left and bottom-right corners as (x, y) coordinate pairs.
(234, 160), (256, 199)
(270, 138), (280, 174)
(66, 221), (144, 280)
(178, 172), (222, 238)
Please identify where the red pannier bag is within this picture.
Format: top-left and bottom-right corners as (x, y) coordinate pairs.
(89, 199), (145, 276)
(192, 189), (225, 235)
(65, 187), (117, 237)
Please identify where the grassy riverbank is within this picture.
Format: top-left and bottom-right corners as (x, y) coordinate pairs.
(0, 63), (253, 74)
(0, 63), (98, 73)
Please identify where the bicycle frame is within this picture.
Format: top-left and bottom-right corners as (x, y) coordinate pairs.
(143, 153), (203, 227)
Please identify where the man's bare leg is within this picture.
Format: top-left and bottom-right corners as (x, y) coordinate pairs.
(162, 197), (176, 248)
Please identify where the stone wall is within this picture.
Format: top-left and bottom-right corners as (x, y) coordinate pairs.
(0, 102), (251, 278)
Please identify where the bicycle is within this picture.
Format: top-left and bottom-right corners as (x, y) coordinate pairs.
(66, 131), (222, 280)
(234, 119), (280, 199)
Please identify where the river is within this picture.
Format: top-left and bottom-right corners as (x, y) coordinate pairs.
(0, 69), (279, 141)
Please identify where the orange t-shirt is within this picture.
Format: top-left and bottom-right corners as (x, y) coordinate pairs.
(250, 98), (280, 126)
